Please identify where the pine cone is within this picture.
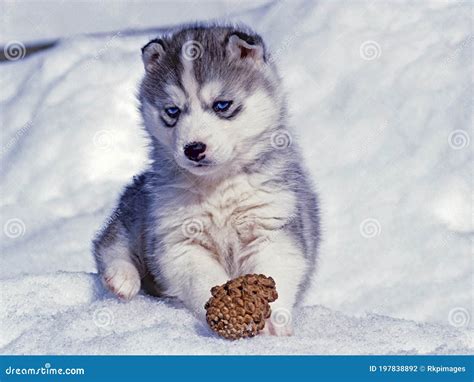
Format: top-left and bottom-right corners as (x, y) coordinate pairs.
(204, 274), (278, 340)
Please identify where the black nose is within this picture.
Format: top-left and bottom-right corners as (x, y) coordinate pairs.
(184, 142), (207, 162)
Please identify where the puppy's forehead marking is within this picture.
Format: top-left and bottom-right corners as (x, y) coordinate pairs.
(200, 81), (223, 104)
(180, 38), (200, 107)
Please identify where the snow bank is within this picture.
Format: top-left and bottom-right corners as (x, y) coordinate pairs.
(1, 272), (471, 355)
(0, 0), (472, 354)
(0, 0), (272, 44)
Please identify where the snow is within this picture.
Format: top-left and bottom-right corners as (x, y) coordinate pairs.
(0, 0), (272, 44)
(0, 0), (472, 354)
(1, 273), (471, 354)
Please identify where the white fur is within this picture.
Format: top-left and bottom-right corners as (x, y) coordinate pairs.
(98, 228), (141, 300)
(141, 56), (297, 334)
(151, 168), (302, 334)
(165, 84), (187, 108)
(96, 31), (315, 337)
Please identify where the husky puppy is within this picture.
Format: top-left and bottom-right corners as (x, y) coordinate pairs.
(93, 24), (320, 336)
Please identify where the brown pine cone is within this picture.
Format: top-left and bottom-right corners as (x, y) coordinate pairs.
(204, 274), (278, 340)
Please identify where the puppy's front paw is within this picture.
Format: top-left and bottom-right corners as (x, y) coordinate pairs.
(261, 307), (294, 336)
(103, 260), (141, 300)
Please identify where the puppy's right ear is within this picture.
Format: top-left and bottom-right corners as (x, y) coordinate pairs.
(141, 39), (166, 72)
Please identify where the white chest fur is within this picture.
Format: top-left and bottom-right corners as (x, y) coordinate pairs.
(154, 171), (296, 277)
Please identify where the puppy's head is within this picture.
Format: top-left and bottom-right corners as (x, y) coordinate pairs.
(139, 25), (284, 176)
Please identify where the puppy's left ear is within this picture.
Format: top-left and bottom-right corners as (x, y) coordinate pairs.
(226, 32), (265, 65)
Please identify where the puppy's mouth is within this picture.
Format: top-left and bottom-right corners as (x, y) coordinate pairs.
(193, 161), (214, 168)
(184, 159), (221, 175)
(188, 157), (214, 167)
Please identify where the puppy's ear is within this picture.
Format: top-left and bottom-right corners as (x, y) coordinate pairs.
(141, 38), (166, 72)
(226, 32), (265, 65)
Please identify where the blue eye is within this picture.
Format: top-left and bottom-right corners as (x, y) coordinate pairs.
(213, 100), (232, 112)
(165, 106), (180, 118)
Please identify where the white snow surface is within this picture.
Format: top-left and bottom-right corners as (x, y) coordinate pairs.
(0, 0), (472, 354)
(1, 273), (471, 354)
(0, 0), (272, 44)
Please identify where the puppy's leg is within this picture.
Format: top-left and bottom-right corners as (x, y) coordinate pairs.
(250, 234), (308, 336)
(159, 244), (229, 321)
(93, 217), (141, 300)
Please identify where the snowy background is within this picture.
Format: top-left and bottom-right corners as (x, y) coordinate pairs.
(0, 0), (472, 354)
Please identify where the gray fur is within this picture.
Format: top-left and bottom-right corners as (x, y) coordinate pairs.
(93, 23), (320, 310)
